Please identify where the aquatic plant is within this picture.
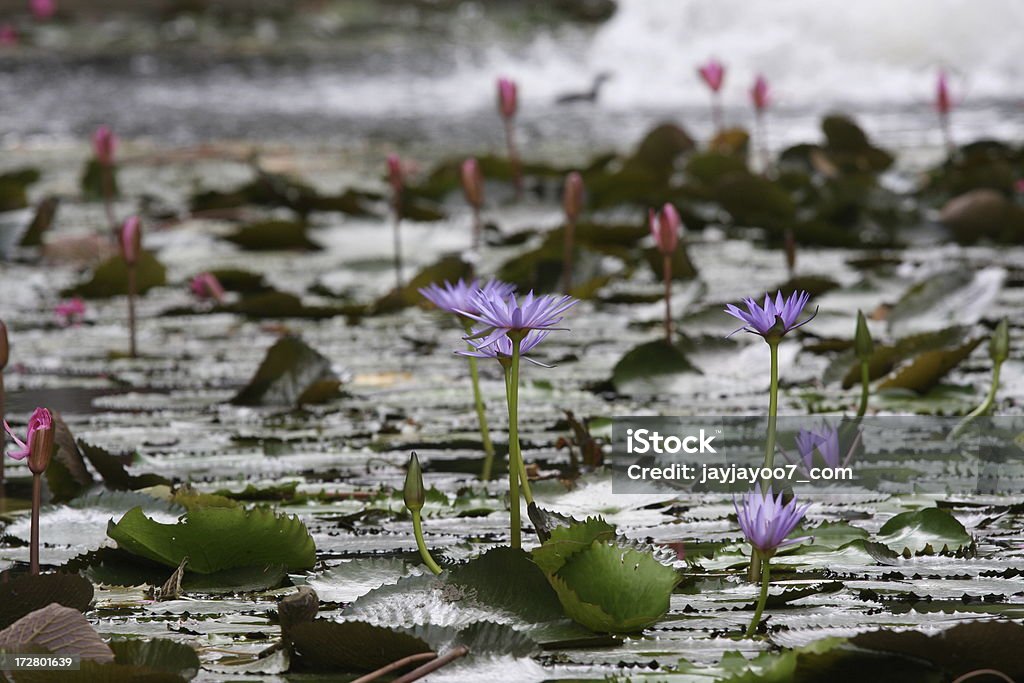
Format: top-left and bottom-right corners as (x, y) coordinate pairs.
(954, 318), (1009, 436)
(55, 297), (86, 326)
(92, 125), (118, 235)
(386, 154), (405, 289)
(0, 24), (17, 46)
(735, 489), (810, 637)
(403, 452), (441, 575)
(190, 272), (225, 303)
(30, 0), (56, 21)
(420, 278), (515, 480)
(120, 216), (141, 358)
(751, 74), (771, 169)
(697, 58), (726, 131)
(458, 290), (577, 547)
(650, 203), (681, 344)
(560, 171), (585, 294)
(936, 69), (955, 153)
(794, 425), (841, 469)
(460, 157), (484, 249)
(854, 310), (873, 417)
(496, 76), (522, 199)
(4, 407), (55, 574)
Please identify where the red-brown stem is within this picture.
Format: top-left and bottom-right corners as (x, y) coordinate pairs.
(711, 93), (723, 134)
(471, 205), (481, 251)
(755, 111), (770, 174)
(30, 474), (41, 574)
(392, 646), (469, 683)
(391, 196), (404, 291)
(127, 265), (138, 358)
(561, 217), (575, 294)
(663, 253), (673, 344)
(940, 113), (955, 156)
(504, 119), (522, 200)
(350, 652), (437, 683)
(101, 163), (117, 243)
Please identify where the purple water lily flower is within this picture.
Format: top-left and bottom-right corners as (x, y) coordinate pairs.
(795, 426), (841, 469)
(735, 489), (811, 557)
(4, 408), (53, 462)
(725, 290), (814, 340)
(419, 279), (516, 317)
(458, 290), (577, 348)
(457, 329), (551, 366)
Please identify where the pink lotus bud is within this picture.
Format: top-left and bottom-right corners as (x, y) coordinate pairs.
(649, 203), (681, 255)
(387, 154), (403, 197)
(29, 0), (56, 21)
(935, 70), (952, 115)
(460, 158), (484, 209)
(120, 216), (141, 265)
(751, 75), (770, 112)
(0, 24), (18, 46)
(697, 58), (725, 93)
(54, 298), (86, 326)
(190, 272), (225, 303)
(563, 172), (585, 222)
(4, 407), (54, 474)
(93, 125), (116, 165)
(497, 77), (518, 119)
(0, 320), (8, 370)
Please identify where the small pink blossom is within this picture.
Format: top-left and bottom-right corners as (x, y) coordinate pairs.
(55, 298), (86, 326)
(0, 24), (18, 46)
(497, 77), (518, 119)
(4, 407), (52, 462)
(460, 158), (484, 209)
(386, 154), (403, 196)
(29, 0), (56, 21)
(697, 58), (726, 93)
(120, 216), (141, 264)
(935, 70), (953, 115)
(649, 203), (681, 255)
(751, 75), (770, 112)
(92, 125), (117, 165)
(190, 272), (225, 303)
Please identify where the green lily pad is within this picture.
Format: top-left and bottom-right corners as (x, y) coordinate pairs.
(107, 505), (316, 574)
(78, 439), (171, 491)
(224, 219), (320, 251)
(80, 159), (118, 200)
(0, 572), (94, 630)
(19, 197), (60, 247)
(877, 336), (982, 394)
(531, 517), (617, 574)
(231, 335), (341, 407)
(611, 340), (701, 395)
(108, 639), (200, 681)
(875, 508), (973, 557)
(65, 251), (167, 299)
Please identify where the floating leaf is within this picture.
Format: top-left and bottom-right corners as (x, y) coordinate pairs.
(289, 620), (431, 673)
(0, 603), (113, 663)
(531, 517), (617, 575)
(611, 340), (701, 395)
(0, 573), (94, 630)
(46, 413), (94, 503)
(231, 335), (341, 407)
(887, 267), (1005, 336)
(78, 440), (171, 491)
(65, 251), (167, 299)
(19, 196), (60, 247)
(875, 508), (973, 556)
(79, 159), (117, 200)
(107, 505), (316, 574)
(109, 639), (200, 680)
(224, 220), (321, 251)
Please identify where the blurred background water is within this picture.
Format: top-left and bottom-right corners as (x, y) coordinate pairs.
(0, 0), (1022, 161)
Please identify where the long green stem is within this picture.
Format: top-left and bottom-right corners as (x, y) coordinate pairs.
(763, 341), (779, 479)
(411, 509), (442, 575)
(507, 337), (533, 505)
(953, 361), (1003, 438)
(856, 360), (870, 418)
(463, 321), (497, 481)
(746, 554), (771, 637)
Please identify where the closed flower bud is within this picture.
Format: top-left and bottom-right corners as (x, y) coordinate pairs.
(460, 158), (484, 209)
(120, 216), (141, 265)
(92, 125), (117, 166)
(989, 318), (1009, 364)
(649, 203), (681, 255)
(936, 70), (952, 115)
(21, 408), (54, 475)
(751, 74), (770, 112)
(386, 154), (403, 197)
(0, 320), (8, 370)
(403, 452), (425, 512)
(563, 172), (584, 222)
(855, 310), (874, 361)
(697, 58), (725, 93)
(497, 77), (518, 120)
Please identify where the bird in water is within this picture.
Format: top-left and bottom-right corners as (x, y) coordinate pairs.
(556, 72), (612, 104)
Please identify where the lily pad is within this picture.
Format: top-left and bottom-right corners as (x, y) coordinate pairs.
(611, 340), (701, 395)
(224, 220), (321, 251)
(78, 440), (172, 491)
(107, 505), (317, 574)
(65, 251), (167, 299)
(289, 620), (431, 673)
(875, 508), (973, 557)
(231, 335), (341, 406)
(0, 603), (113, 663)
(0, 573), (94, 630)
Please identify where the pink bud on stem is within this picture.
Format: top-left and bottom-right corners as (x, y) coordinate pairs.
(120, 216), (141, 358)
(698, 59), (726, 133)
(650, 204), (682, 344)
(751, 75), (771, 172)
(4, 407), (54, 574)
(30, 0), (56, 21)
(497, 77), (523, 200)
(935, 70), (955, 155)
(460, 158), (484, 250)
(386, 154), (405, 290)
(561, 172), (585, 294)
(93, 125), (118, 239)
